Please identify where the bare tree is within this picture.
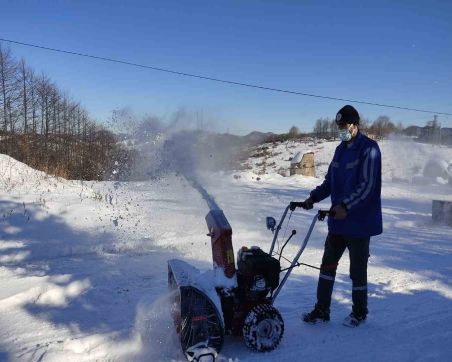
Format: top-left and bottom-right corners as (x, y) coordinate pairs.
(313, 118), (322, 138)
(313, 118), (331, 139)
(328, 119), (338, 139)
(424, 116), (441, 144)
(288, 125), (299, 138)
(370, 115), (396, 139)
(0, 45), (19, 139)
(359, 117), (370, 134)
(19, 59), (29, 134)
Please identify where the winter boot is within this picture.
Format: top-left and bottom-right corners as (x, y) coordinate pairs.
(302, 304), (330, 324)
(342, 312), (366, 328)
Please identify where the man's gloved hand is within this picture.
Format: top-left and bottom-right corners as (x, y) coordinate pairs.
(289, 197), (314, 211)
(302, 197), (314, 210)
(330, 203), (347, 219)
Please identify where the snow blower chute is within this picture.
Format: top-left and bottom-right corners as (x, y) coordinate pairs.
(168, 193), (331, 361)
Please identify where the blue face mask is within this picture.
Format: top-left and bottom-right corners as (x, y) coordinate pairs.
(338, 126), (353, 142)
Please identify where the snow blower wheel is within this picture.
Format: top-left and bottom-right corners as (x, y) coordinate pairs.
(243, 304), (284, 352)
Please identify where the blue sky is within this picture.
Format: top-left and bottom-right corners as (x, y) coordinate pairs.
(1, 0), (451, 134)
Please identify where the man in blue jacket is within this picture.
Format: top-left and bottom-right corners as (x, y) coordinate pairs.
(296, 105), (382, 327)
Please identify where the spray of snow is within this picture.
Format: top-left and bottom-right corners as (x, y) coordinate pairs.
(108, 107), (251, 183)
(383, 134), (452, 183)
(133, 290), (184, 361)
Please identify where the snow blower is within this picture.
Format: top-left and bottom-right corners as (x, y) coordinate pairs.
(168, 200), (331, 362)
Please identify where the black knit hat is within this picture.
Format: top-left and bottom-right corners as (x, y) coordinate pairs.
(335, 105), (360, 125)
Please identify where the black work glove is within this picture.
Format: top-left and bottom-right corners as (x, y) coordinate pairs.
(289, 202), (299, 211)
(302, 197), (314, 210)
(330, 203), (347, 219)
(289, 197), (314, 211)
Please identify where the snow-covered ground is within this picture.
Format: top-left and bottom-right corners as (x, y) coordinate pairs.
(1, 137), (452, 361)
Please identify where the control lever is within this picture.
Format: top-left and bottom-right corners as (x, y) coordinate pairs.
(278, 229), (296, 263)
(318, 209), (335, 221)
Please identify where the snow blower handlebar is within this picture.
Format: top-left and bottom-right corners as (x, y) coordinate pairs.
(269, 204), (334, 255)
(270, 204), (334, 302)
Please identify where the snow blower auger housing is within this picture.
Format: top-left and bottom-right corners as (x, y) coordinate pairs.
(168, 202), (331, 361)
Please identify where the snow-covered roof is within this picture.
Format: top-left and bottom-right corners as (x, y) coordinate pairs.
(290, 150), (313, 165)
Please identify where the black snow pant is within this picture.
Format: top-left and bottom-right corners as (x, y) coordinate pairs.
(316, 233), (370, 317)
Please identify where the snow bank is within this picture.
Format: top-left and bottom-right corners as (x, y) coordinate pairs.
(0, 153), (55, 190)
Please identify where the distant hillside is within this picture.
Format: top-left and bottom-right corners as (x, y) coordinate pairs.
(241, 131), (276, 144)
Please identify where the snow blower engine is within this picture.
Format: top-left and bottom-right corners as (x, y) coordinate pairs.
(168, 202), (331, 362)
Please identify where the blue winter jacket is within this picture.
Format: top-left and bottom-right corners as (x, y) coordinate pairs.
(310, 131), (383, 237)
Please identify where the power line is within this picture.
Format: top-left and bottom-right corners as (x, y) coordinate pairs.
(1, 37), (451, 117)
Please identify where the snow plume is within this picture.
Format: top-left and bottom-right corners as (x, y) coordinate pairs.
(133, 290), (184, 361)
(107, 107), (166, 180)
(109, 107), (249, 181)
(381, 134), (452, 184)
(133, 288), (237, 362)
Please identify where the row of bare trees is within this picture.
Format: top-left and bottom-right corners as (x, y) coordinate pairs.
(313, 115), (405, 139)
(0, 45), (131, 180)
(313, 118), (339, 139)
